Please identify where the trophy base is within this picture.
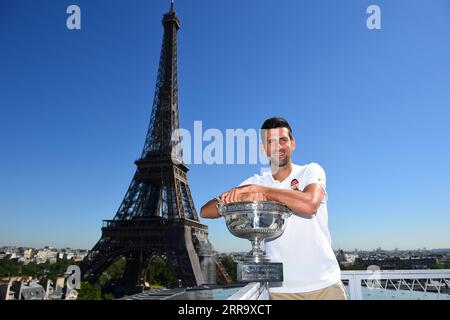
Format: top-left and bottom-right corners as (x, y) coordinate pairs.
(243, 254), (271, 263)
(237, 262), (283, 282)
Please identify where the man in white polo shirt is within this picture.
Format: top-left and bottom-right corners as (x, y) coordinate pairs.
(200, 117), (346, 300)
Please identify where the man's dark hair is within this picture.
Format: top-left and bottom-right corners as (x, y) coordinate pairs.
(261, 117), (293, 140)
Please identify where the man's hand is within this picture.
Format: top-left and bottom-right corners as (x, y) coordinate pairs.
(199, 185), (269, 219)
(220, 185), (267, 204)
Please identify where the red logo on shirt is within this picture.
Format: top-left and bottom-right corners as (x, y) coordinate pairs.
(290, 179), (300, 191)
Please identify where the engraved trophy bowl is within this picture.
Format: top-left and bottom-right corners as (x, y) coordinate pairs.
(220, 201), (292, 263)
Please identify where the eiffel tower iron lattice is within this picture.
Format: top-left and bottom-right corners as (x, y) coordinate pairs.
(80, 2), (230, 292)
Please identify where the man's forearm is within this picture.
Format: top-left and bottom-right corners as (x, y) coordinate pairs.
(262, 186), (319, 215)
(200, 184), (322, 218)
(200, 199), (221, 219)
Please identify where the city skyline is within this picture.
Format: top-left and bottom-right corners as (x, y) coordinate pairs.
(2, 244), (450, 254)
(1, 0), (449, 253)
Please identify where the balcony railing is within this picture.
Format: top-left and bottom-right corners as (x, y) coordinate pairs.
(229, 269), (450, 300)
(341, 269), (450, 300)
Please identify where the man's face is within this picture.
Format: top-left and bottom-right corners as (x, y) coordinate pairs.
(261, 127), (296, 169)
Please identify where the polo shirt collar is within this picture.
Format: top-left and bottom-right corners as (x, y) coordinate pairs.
(265, 163), (297, 185)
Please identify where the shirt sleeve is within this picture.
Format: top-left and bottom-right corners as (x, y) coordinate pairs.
(239, 176), (256, 187)
(303, 163), (328, 203)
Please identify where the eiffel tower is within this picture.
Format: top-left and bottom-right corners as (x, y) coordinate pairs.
(81, 2), (230, 293)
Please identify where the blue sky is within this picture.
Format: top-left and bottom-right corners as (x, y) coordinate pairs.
(0, 0), (449, 252)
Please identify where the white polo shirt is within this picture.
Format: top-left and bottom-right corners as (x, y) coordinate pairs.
(239, 163), (341, 293)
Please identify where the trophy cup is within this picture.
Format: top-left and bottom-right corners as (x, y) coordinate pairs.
(219, 201), (292, 282)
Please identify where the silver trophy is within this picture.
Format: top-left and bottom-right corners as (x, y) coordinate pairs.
(219, 201), (292, 282)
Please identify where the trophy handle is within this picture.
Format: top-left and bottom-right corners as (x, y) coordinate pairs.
(216, 197), (226, 216)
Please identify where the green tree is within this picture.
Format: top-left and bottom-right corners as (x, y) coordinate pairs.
(21, 263), (42, 277)
(102, 293), (116, 300)
(0, 258), (81, 279)
(430, 263), (448, 269)
(146, 256), (174, 287)
(0, 260), (19, 277)
(78, 281), (102, 300)
(99, 257), (126, 285)
(220, 256), (237, 282)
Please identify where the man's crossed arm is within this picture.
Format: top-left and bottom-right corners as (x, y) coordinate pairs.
(200, 183), (325, 219)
